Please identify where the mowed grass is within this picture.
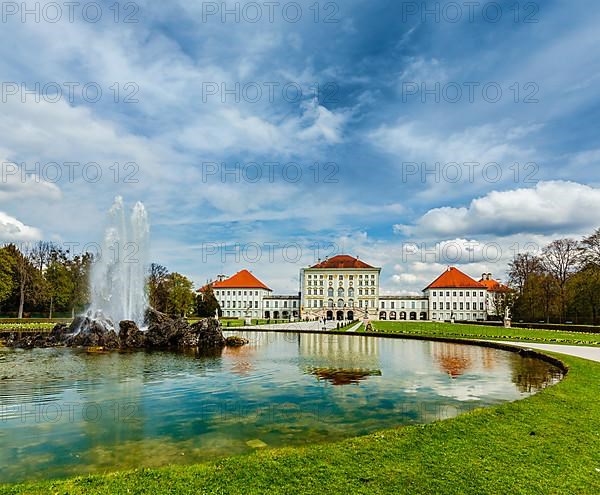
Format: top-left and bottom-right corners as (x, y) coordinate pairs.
(367, 320), (600, 346)
(0, 322), (56, 333)
(1, 351), (599, 495)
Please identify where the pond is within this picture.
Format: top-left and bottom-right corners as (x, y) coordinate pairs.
(0, 332), (563, 483)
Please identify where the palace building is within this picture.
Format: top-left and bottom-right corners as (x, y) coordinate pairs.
(204, 256), (510, 322)
(300, 255), (381, 321)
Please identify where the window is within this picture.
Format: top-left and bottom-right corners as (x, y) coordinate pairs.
(339, 275), (343, 280)
(349, 275), (353, 280)
(459, 292), (463, 297)
(466, 302), (470, 310)
(244, 291), (247, 296)
(460, 302), (463, 310)
(480, 291), (484, 297)
(453, 302), (457, 310)
(338, 287), (344, 297)
(381, 301), (385, 309)
(348, 287), (354, 297)
(433, 302), (437, 310)
(446, 302), (450, 310)
(391, 301), (395, 309)
(329, 275), (333, 280)
(480, 302), (484, 310)
(328, 288), (334, 297)
(255, 291), (258, 296)
(254, 301), (258, 308)
(319, 289), (323, 295)
(446, 291), (450, 297)
(453, 291), (457, 297)
(433, 291), (436, 296)
(359, 289), (363, 296)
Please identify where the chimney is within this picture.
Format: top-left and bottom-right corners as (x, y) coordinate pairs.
(482, 273), (486, 280)
(487, 273), (492, 280)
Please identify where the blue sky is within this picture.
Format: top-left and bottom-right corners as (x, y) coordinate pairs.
(1, 0), (600, 294)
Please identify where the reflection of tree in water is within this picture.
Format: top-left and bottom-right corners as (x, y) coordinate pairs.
(305, 367), (382, 386)
(510, 356), (562, 393)
(432, 343), (474, 379)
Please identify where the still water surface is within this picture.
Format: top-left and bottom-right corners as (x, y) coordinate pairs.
(0, 332), (563, 482)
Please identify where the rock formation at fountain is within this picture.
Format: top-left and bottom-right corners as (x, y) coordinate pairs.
(5, 309), (248, 351)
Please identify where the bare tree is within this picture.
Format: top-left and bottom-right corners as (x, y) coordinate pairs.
(541, 239), (579, 322)
(579, 228), (600, 267)
(508, 253), (542, 294)
(29, 241), (57, 273)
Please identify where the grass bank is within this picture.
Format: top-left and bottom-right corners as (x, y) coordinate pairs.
(1, 346), (599, 494)
(366, 320), (600, 346)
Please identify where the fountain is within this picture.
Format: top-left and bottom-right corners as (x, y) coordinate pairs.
(5, 197), (247, 351)
(86, 196), (150, 331)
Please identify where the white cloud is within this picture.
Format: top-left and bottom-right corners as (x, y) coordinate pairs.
(0, 161), (62, 202)
(0, 211), (42, 241)
(397, 181), (600, 238)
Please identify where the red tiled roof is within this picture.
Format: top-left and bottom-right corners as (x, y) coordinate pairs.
(425, 267), (486, 290)
(479, 278), (511, 293)
(211, 270), (272, 291)
(310, 255), (375, 269)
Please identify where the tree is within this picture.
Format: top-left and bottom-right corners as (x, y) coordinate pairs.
(0, 247), (16, 309)
(567, 264), (600, 325)
(508, 253), (542, 294)
(541, 239), (579, 322)
(3, 244), (38, 318)
(45, 259), (74, 318)
(165, 272), (195, 317)
(147, 263), (169, 312)
(67, 253), (92, 317)
(196, 284), (221, 317)
(508, 253), (543, 321)
(579, 228), (600, 266)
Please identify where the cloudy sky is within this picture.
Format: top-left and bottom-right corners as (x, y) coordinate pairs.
(1, 0), (599, 294)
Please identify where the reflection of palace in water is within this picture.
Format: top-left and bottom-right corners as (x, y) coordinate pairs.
(298, 333), (381, 379)
(430, 342), (498, 379)
(300, 333), (378, 361)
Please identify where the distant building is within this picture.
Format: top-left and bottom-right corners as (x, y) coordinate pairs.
(424, 267), (488, 321)
(211, 270), (272, 319)
(263, 294), (300, 320)
(378, 295), (428, 321)
(207, 270), (301, 320)
(478, 273), (512, 318)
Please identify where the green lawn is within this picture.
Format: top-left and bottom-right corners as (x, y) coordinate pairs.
(0, 322), (56, 333)
(367, 320), (600, 346)
(1, 350), (598, 494)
